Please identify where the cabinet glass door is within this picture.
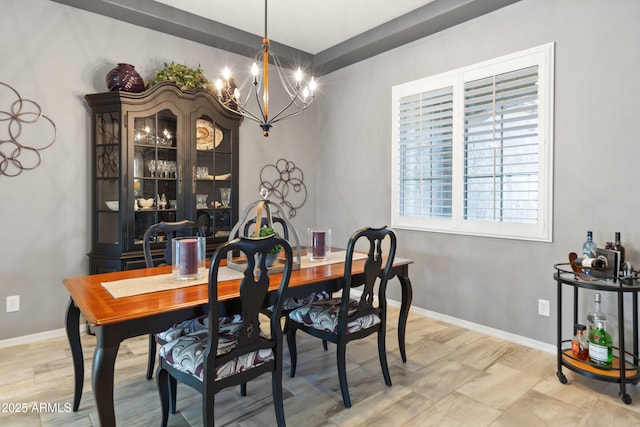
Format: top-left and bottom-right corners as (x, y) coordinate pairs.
(194, 116), (233, 239)
(95, 111), (120, 245)
(131, 109), (179, 246)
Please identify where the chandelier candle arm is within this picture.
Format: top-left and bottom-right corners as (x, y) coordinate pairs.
(213, 0), (316, 137)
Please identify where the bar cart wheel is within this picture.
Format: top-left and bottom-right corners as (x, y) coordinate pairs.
(556, 371), (567, 384)
(621, 393), (632, 405)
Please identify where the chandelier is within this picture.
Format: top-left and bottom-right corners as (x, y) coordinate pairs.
(214, 0), (316, 137)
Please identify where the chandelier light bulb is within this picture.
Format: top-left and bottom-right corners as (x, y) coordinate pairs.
(295, 68), (303, 82)
(223, 67), (231, 80)
(309, 77), (317, 93)
(251, 63), (260, 77)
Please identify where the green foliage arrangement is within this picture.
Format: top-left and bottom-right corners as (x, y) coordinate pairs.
(146, 62), (210, 91)
(254, 225), (283, 254)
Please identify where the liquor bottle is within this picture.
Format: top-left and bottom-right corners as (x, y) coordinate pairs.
(613, 232), (626, 269)
(571, 324), (589, 361)
(582, 231), (597, 276)
(588, 320), (613, 368)
(586, 292), (606, 334)
(572, 256), (607, 271)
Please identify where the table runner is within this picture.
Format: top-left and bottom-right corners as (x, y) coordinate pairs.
(102, 250), (367, 299)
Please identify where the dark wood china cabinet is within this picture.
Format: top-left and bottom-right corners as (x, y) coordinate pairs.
(86, 82), (240, 273)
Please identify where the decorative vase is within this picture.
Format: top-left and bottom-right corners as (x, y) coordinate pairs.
(106, 63), (145, 93)
(264, 252), (280, 267)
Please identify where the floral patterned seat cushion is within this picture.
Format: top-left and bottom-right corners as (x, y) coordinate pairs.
(281, 290), (330, 311)
(156, 313), (242, 343)
(288, 298), (380, 334)
(159, 316), (273, 382)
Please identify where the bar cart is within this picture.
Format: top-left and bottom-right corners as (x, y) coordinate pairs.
(554, 263), (640, 404)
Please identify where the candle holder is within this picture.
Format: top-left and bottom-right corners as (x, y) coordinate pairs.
(172, 236), (206, 280)
(307, 228), (331, 261)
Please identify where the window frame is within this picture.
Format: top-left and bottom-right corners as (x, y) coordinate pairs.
(391, 43), (554, 242)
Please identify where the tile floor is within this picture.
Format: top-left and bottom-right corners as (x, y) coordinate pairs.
(2, 307), (640, 426)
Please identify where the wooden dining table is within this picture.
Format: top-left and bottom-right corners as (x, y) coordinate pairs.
(64, 253), (413, 427)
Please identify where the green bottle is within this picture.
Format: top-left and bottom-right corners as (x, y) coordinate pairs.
(588, 320), (613, 368)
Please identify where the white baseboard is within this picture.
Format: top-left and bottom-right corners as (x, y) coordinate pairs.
(1, 299), (555, 355)
(406, 304), (556, 355)
(0, 326), (86, 350)
(380, 293), (555, 355)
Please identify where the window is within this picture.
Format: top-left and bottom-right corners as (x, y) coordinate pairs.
(391, 43), (554, 241)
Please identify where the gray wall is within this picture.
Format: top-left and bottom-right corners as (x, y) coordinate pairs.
(315, 0), (640, 346)
(1, 0), (639, 348)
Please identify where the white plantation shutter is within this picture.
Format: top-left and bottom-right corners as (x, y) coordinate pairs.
(463, 66), (539, 223)
(398, 87), (453, 219)
(392, 43), (553, 241)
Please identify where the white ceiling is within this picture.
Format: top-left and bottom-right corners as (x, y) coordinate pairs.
(154, 0), (435, 54)
(52, 0), (518, 74)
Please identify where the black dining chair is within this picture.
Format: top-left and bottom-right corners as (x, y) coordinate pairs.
(286, 226), (397, 408)
(157, 234), (293, 427)
(244, 216), (330, 335)
(142, 220), (207, 382)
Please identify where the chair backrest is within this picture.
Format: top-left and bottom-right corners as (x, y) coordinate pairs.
(205, 235), (293, 375)
(341, 226), (397, 326)
(243, 216), (289, 240)
(142, 220), (205, 268)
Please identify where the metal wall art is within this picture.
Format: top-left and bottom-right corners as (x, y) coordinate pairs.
(0, 82), (57, 177)
(259, 158), (307, 217)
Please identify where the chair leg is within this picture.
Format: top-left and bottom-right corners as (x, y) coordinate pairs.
(271, 370), (286, 427)
(169, 376), (178, 414)
(322, 339), (328, 351)
(378, 329), (392, 386)
(147, 334), (156, 380)
(203, 390), (215, 426)
(286, 325), (298, 377)
(241, 383), (247, 396)
(156, 367), (170, 427)
(336, 341), (352, 408)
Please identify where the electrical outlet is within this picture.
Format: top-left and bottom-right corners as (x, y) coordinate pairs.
(538, 299), (550, 317)
(6, 295), (20, 312)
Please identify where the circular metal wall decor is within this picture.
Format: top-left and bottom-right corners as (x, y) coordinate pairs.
(0, 82), (57, 177)
(259, 158), (307, 217)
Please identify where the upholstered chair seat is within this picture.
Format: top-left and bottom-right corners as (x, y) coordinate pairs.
(156, 315), (210, 343)
(288, 298), (381, 334)
(159, 315), (274, 382)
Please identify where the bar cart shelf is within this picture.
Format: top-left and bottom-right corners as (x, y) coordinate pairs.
(554, 264), (640, 405)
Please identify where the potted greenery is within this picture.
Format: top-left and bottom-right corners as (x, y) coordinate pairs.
(146, 62), (211, 91)
(253, 225), (282, 267)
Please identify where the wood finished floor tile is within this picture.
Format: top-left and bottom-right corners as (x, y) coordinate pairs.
(455, 363), (540, 410)
(2, 307), (640, 426)
(490, 389), (586, 426)
(402, 392), (502, 427)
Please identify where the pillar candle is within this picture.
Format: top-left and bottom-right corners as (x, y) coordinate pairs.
(179, 238), (198, 276)
(312, 231), (326, 258)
